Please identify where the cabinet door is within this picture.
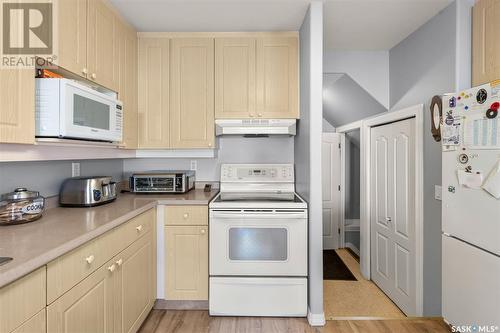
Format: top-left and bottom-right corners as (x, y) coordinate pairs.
(114, 232), (154, 333)
(87, 0), (118, 90)
(57, 0), (87, 77)
(117, 23), (138, 149)
(47, 261), (115, 333)
(138, 38), (170, 148)
(11, 309), (45, 333)
(165, 226), (208, 300)
(256, 37), (298, 119)
(0, 69), (35, 144)
(472, 0), (500, 85)
(170, 38), (214, 149)
(215, 38), (256, 118)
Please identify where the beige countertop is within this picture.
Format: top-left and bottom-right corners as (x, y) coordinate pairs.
(0, 189), (218, 288)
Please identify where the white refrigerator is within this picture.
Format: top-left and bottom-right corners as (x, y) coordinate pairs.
(441, 83), (500, 328)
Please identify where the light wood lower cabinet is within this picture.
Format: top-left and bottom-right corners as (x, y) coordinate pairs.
(0, 267), (46, 333)
(11, 309), (46, 333)
(47, 231), (155, 333)
(47, 259), (115, 333)
(165, 225), (208, 300)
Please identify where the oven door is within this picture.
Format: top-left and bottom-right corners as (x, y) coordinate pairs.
(60, 81), (122, 142)
(209, 209), (307, 276)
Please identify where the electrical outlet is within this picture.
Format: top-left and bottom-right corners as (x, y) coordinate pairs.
(190, 160), (197, 171)
(435, 185), (442, 201)
(72, 162), (80, 177)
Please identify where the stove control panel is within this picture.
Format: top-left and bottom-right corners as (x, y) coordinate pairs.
(221, 164), (294, 182)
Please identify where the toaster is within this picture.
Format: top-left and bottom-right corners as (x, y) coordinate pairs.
(59, 176), (117, 207)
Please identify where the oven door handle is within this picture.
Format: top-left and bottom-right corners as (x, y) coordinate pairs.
(211, 212), (306, 220)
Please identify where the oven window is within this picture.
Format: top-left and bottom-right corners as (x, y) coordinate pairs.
(229, 228), (287, 261)
(73, 95), (110, 130)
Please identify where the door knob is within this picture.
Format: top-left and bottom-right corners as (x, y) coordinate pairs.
(116, 259), (123, 266)
(136, 225), (143, 232)
(200, 229), (206, 235)
(183, 213), (189, 219)
(108, 264), (116, 272)
(258, 113), (263, 117)
(385, 217), (392, 223)
(82, 68), (88, 75)
(91, 73), (96, 80)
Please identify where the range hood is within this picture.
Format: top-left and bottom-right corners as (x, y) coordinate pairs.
(215, 119), (296, 136)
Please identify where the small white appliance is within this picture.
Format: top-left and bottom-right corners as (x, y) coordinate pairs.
(209, 164), (308, 317)
(215, 119), (296, 136)
(35, 78), (123, 142)
(440, 83), (500, 328)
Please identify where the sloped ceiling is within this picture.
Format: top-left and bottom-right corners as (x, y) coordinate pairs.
(323, 73), (387, 127)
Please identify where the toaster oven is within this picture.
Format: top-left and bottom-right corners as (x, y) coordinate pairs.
(130, 171), (195, 193)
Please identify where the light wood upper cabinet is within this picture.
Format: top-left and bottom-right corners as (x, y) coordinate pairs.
(87, 0), (119, 90)
(118, 24), (139, 149)
(56, 0), (88, 78)
(138, 38), (170, 148)
(472, 0), (500, 86)
(170, 38), (215, 149)
(0, 69), (35, 144)
(256, 37), (299, 119)
(165, 225), (208, 300)
(215, 38), (256, 118)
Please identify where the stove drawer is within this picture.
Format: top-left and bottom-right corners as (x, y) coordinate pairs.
(209, 277), (307, 316)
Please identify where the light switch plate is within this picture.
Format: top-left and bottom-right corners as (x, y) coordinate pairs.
(434, 185), (442, 201)
(72, 162), (80, 177)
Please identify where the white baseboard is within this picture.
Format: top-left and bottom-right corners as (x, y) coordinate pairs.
(345, 242), (360, 256)
(307, 308), (326, 326)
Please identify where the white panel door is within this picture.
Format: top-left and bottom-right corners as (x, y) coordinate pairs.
(322, 133), (341, 250)
(370, 117), (416, 315)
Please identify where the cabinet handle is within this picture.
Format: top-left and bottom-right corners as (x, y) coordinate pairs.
(91, 73), (96, 80)
(249, 114), (255, 118)
(200, 229), (206, 235)
(136, 225), (143, 232)
(82, 68), (88, 75)
(258, 113), (263, 117)
(116, 259), (123, 266)
(85, 255), (95, 264)
(208, 142), (212, 147)
(183, 213), (189, 219)
(108, 264), (116, 272)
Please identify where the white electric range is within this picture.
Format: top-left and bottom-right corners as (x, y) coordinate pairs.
(209, 164), (308, 317)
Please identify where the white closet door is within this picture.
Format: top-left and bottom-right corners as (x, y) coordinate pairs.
(322, 133), (341, 250)
(370, 117), (416, 315)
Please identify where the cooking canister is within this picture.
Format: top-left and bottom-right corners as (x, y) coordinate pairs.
(0, 188), (45, 225)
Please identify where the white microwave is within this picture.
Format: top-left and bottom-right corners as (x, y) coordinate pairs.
(35, 78), (123, 142)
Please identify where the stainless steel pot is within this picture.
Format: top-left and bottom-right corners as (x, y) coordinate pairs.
(0, 188), (45, 225)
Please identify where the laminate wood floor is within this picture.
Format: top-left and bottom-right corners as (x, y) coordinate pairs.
(138, 310), (451, 333)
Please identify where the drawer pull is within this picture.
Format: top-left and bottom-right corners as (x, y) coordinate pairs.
(108, 264), (116, 272)
(116, 259), (123, 266)
(200, 229), (206, 235)
(183, 213), (189, 219)
(85, 255), (95, 264)
(136, 225), (143, 232)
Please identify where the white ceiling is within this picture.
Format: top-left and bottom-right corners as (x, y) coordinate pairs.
(110, 0), (453, 50)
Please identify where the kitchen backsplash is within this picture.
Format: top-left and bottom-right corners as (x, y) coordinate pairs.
(123, 136), (295, 181)
(0, 159), (124, 197)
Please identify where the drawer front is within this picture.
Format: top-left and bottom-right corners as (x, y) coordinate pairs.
(165, 206), (208, 226)
(0, 267), (46, 333)
(47, 239), (103, 304)
(47, 208), (156, 304)
(123, 209), (155, 246)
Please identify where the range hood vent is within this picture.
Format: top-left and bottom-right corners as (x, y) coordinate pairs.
(215, 119), (296, 136)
